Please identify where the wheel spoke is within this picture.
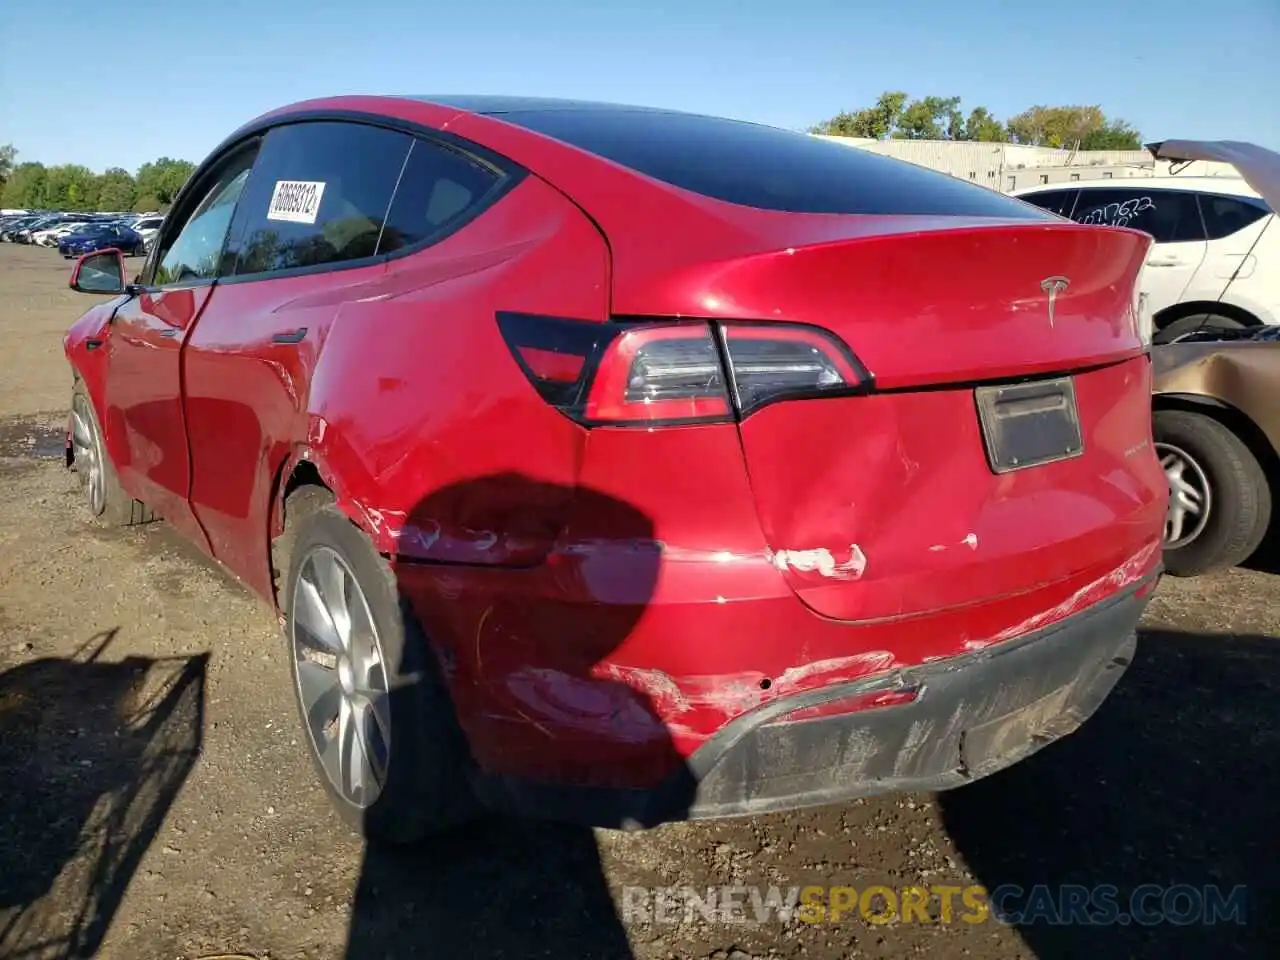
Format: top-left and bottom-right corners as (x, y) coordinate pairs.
(71, 410), (91, 451)
(304, 678), (342, 755)
(312, 549), (353, 650)
(1155, 442), (1212, 549)
(294, 571), (343, 653)
(340, 695), (377, 801)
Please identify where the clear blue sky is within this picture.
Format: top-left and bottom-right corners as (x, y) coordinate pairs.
(2, 0), (1276, 172)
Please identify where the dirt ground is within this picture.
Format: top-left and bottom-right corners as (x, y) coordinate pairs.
(0, 242), (1274, 960)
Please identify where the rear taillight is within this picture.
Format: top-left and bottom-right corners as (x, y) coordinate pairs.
(497, 312), (870, 426)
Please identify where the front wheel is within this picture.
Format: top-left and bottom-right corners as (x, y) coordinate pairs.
(69, 381), (154, 526)
(1154, 409), (1271, 576)
(282, 496), (480, 843)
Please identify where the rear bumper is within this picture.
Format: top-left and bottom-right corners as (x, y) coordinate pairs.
(470, 573), (1152, 826)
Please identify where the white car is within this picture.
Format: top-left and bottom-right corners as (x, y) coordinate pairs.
(32, 222), (89, 247)
(128, 215), (165, 251)
(1012, 177), (1277, 343)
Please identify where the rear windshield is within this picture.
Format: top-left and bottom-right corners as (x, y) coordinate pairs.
(497, 108), (1053, 219)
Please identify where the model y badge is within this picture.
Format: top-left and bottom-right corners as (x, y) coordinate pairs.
(1040, 276), (1070, 328)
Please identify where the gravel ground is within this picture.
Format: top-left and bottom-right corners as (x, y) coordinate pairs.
(0, 242), (1274, 959)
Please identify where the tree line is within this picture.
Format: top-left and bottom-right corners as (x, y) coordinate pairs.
(811, 92), (1143, 150)
(0, 144), (196, 212)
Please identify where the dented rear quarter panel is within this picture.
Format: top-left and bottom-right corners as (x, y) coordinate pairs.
(1152, 340), (1280, 455)
(263, 173), (611, 582)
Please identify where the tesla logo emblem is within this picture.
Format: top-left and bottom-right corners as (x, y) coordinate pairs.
(1040, 276), (1070, 328)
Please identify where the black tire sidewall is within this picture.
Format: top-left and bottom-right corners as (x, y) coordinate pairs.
(1155, 409), (1271, 576)
(1154, 312), (1245, 344)
(283, 502), (478, 843)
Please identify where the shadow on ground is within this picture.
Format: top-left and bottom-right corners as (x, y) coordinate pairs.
(1243, 530), (1280, 576)
(0, 630), (207, 959)
(941, 626), (1277, 958)
(316, 473), (691, 959)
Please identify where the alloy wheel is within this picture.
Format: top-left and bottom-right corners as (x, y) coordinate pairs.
(290, 546), (391, 809)
(70, 393), (105, 515)
(1156, 441), (1211, 549)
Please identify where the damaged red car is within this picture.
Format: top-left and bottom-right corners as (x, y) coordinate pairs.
(62, 95), (1167, 842)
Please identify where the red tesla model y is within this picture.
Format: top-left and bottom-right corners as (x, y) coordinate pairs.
(62, 95), (1166, 842)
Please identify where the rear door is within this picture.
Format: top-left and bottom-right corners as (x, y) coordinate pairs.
(1071, 186), (1207, 313)
(101, 144), (258, 550)
(182, 119), (504, 596)
(1198, 192), (1273, 297)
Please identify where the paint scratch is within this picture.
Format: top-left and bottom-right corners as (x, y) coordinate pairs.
(968, 539), (1160, 650)
(770, 544), (868, 580)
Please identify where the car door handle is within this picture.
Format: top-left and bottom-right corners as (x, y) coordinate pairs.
(160, 328), (180, 338)
(272, 328), (308, 344)
(1146, 258), (1183, 267)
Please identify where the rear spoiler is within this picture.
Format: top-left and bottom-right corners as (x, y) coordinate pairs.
(1146, 139), (1280, 212)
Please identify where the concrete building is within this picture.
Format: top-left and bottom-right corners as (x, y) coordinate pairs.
(814, 135), (1242, 192)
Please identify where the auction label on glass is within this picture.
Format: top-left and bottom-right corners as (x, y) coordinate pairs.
(267, 180), (326, 224)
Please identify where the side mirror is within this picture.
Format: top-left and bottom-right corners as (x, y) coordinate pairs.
(70, 249), (127, 295)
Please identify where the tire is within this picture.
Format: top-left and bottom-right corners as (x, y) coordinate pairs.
(1154, 409), (1271, 577)
(281, 494), (479, 843)
(69, 380), (155, 526)
(1153, 312), (1245, 344)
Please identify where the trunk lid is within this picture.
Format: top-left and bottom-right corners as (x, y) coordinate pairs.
(717, 221), (1163, 623)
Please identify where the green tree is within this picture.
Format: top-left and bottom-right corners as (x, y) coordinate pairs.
(0, 144), (16, 187)
(813, 96), (1140, 148)
(1, 162), (48, 208)
(810, 91), (908, 139)
(1005, 104), (1134, 148)
(135, 157), (195, 207)
(133, 194), (162, 213)
(895, 95), (963, 140)
(95, 167), (138, 211)
(43, 164), (99, 210)
(963, 107), (1008, 142)
(1080, 119), (1143, 150)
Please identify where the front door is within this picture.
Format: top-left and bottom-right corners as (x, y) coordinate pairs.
(102, 145), (259, 550)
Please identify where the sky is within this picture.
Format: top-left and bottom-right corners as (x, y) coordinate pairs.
(2, 0), (1277, 173)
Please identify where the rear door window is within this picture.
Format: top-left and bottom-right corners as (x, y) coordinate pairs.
(1071, 188), (1204, 243)
(376, 138), (502, 253)
(223, 120), (414, 278)
(1017, 189), (1078, 217)
(1198, 194), (1271, 240)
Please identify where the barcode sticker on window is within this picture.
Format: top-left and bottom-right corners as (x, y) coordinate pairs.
(267, 180), (326, 224)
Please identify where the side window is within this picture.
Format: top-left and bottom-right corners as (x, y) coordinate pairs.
(224, 121), (413, 278)
(1198, 194), (1271, 240)
(1018, 190), (1077, 217)
(151, 146), (258, 286)
(1071, 188), (1204, 243)
(376, 138), (502, 254)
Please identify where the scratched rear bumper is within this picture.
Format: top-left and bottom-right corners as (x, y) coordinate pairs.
(469, 574), (1153, 826)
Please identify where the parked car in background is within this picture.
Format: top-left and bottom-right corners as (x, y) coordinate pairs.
(59, 222), (146, 258)
(128, 215), (164, 252)
(34, 220), (90, 247)
(1014, 176), (1277, 344)
(13, 215), (63, 243)
(1153, 327), (1280, 575)
(61, 95), (1165, 843)
(2, 215), (50, 241)
(1146, 139), (1280, 576)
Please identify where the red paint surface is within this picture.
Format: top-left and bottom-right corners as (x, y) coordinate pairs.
(62, 95), (1166, 793)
